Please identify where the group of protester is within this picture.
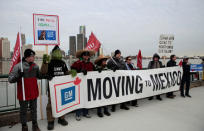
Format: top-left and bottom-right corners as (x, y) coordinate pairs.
(8, 46), (192, 131)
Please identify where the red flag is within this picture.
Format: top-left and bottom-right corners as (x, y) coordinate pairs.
(85, 32), (101, 52)
(137, 50), (142, 69)
(9, 33), (21, 73)
(179, 60), (183, 67)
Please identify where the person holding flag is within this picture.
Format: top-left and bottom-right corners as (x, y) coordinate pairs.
(180, 56), (191, 98)
(8, 49), (42, 131)
(107, 49), (129, 112)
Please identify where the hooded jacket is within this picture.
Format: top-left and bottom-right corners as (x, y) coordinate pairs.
(8, 61), (41, 101)
(148, 53), (163, 69)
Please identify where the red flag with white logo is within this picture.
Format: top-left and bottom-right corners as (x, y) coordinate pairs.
(85, 32), (101, 52)
(137, 50), (142, 69)
(9, 33), (21, 73)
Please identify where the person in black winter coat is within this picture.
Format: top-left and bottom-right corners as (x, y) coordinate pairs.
(148, 53), (163, 101)
(180, 57), (191, 98)
(46, 46), (69, 130)
(166, 55), (177, 98)
(107, 49), (129, 112)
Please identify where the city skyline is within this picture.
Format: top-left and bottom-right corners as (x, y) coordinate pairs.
(0, 0), (204, 57)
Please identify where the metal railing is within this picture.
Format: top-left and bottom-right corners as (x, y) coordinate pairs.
(0, 76), (47, 113)
(0, 78), (19, 113)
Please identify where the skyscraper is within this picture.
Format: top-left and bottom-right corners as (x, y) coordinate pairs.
(77, 34), (84, 51)
(0, 37), (10, 58)
(21, 33), (26, 45)
(79, 26), (86, 35)
(0, 37), (10, 74)
(83, 36), (87, 49)
(69, 36), (76, 56)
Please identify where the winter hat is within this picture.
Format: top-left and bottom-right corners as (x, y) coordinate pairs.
(153, 53), (160, 60)
(24, 49), (35, 58)
(114, 49), (121, 56)
(52, 45), (60, 53)
(183, 56), (189, 60)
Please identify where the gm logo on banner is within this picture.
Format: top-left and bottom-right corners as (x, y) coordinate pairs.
(61, 86), (76, 105)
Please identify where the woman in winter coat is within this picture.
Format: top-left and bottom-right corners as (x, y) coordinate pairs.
(148, 53), (163, 101)
(95, 55), (111, 117)
(125, 56), (139, 107)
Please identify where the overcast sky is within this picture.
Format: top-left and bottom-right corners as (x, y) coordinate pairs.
(0, 0), (204, 57)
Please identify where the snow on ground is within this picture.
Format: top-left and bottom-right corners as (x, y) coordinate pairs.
(1, 87), (204, 131)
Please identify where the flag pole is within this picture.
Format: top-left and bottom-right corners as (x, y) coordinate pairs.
(19, 27), (26, 101)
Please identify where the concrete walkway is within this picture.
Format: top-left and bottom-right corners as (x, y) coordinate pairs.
(1, 87), (204, 131)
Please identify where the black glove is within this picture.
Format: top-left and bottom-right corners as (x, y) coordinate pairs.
(98, 68), (102, 73)
(113, 67), (118, 72)
(82, 70), (87, 75)
(19, 72), (24, 77)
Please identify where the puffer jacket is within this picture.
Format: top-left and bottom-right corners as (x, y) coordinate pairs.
(71, 60), (95, 72)
(8, 61), (41, 101)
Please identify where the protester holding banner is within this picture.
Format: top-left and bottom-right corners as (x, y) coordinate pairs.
(71, 49), (95, 121)
(125, 56), (138, 107)
(46, 46), (69, 130)
(148, 53), (163, 101)
(166, 55), (177, 98)
(8, 49), (41, 131)
(180, 56), (191, 97)
(107, 49), (129, 111)
(95, 55), (111, 117)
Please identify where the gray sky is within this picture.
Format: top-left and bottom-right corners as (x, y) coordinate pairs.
(0, 0), (204, 57)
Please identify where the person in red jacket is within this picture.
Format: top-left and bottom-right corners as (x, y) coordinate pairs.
(8, 49), (41, 131)
(71, 49), (95, 121)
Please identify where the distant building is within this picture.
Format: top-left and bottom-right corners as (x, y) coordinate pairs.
(99, 48), (103, 56)
(83, 37), (87, 49)
(69, 36), (76, 57)
(0, 37), (10, 58)
(21, 33), (26, 45)
(22, 44), (33, 56)
(0, 37), (10, 74)
(79, 26), (86, 35)
(77, 34), (84, 51)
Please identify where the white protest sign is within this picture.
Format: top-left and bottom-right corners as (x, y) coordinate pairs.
(33, 14), (59, 45)
(158, 34), (174, 56)
(49, 66), (182, 118)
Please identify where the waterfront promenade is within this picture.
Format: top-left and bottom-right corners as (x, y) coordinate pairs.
(0, 86), (204, 131)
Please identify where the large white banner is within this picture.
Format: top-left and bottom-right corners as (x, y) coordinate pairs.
(49, 67), (183, 117)
(33, 14), (59, 45)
